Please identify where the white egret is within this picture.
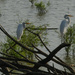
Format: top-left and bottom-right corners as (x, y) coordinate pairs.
(17, 22), (30, 41)
(60, 14), (73, 42)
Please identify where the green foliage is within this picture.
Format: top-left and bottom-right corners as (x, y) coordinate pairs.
(22, 20), (49, 47)
(0, 37), (22, 58)
(35, 1), (50, 15)
(0, 20), (49, 60)
(47, 1), (50, 6)
(63, 24), (75, 56)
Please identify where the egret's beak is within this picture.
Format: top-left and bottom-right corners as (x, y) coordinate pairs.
(68, 15), (73, 17)
(26, 23), (30, 24)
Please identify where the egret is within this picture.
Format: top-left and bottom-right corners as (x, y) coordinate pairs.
(60, 14), (73, 42)
(17, 22), (30, 41)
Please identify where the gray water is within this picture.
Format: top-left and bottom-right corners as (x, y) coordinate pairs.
(0, 0), (75, 72)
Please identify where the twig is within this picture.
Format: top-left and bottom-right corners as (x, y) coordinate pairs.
(10, 46), (27, 59)
(0, 59), (18, 70)
(26, 28), (51, 53)
(6, 43), (16, 52)
(35, 54), (43, 61)
(0, 52), (18, 59)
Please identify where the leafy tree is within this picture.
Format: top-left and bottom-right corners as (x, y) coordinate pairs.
(35, 1), (50, 15)
(0, 20), (49, 60)
(63, 24), (75, 56)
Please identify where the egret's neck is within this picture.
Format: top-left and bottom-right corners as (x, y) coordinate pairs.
(66, 17), (70, 24)
(23, 24), (25, 28)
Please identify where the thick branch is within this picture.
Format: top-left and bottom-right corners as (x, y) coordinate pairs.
(32, 43), (74, 73)
(34, 43), (70, 69)
(27, 29), (68, 64)
(39, 43), (70, 64)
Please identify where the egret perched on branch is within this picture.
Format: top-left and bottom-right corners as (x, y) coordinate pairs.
(60, 14), (73, 42)
(17, 22), (30, 41)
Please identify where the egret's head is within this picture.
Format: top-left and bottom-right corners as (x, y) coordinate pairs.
(22, 22), (30, 28)
(22, 22), (25, 25)
(22, 22), (25, 28)
(64, 15), (73, 19)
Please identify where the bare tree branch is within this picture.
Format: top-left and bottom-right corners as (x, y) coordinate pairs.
(0, 25), (75, 75)
(33, 43), (70, 69)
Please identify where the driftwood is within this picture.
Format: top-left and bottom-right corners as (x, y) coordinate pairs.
(0, 24), (75, 75)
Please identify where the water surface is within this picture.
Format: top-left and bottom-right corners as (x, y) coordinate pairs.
(0, 0), (75, 71)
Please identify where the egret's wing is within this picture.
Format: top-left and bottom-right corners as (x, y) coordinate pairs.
(60, 20), (68, 35)
(16, 24), (24, 41)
